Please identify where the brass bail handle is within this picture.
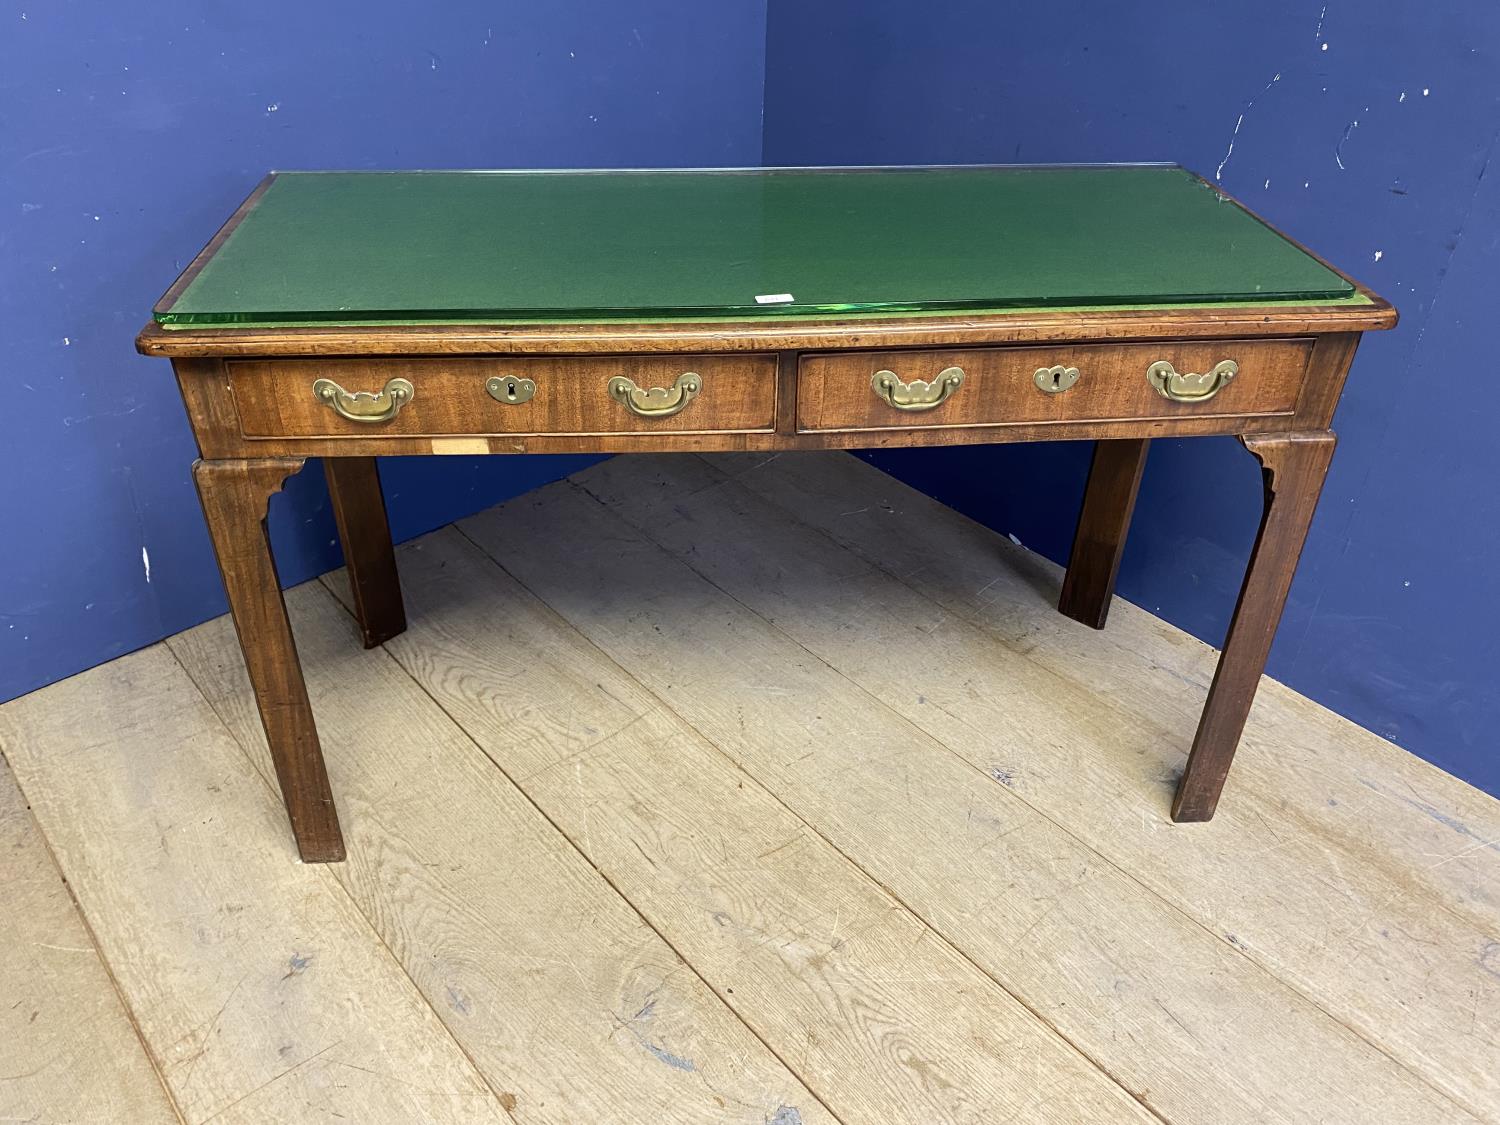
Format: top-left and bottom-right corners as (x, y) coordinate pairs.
(1146, 359), (1239, 402)
(312, 376), (414, 423)
(870, 366), (965, 411)
(608, 372), (702, 418)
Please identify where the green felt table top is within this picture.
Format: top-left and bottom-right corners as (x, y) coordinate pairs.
(154, 165), (1357, 327)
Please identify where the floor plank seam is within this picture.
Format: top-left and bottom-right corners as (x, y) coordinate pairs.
(446, 518), (1172, 1125)
(158, 638), (523, 1125)
(707, 457), (1500, 939)
(566, 467), (1490, 1124)
(311, 572), (854, 1125)
(5, 468), (1487, 1123)
(719, 451), (1500, 855)
(0, 740), (193, 1125)
(686, 457), (1500, 1056)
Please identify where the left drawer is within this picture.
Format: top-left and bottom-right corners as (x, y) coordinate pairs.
(226, 355), (778, 438)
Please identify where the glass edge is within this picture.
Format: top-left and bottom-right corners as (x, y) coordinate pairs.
(260, 162), (1190, 177)
(155, 290), (1373, 330)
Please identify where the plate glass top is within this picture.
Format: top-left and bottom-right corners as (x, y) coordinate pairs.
(156, 166), (1355, 326)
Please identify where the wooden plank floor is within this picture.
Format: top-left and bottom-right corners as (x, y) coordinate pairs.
(2, 451), (1496, 1125)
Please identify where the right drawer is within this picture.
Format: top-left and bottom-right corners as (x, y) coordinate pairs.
(796, 338), (1314, 432)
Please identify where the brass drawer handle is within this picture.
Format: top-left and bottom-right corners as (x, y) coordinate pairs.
(312, 376), (414, 423)
(608, 372), (701, 418)
(1146, 359), (1239, 403)
(1034, 365), (1080, 394)
(871, 366), (964, 411)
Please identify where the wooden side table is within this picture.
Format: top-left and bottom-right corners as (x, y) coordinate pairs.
(138, 166), (1395, 862)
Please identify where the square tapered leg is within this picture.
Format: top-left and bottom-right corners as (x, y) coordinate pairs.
(194, 458), (345, 862)
(324, 457), (406, 649)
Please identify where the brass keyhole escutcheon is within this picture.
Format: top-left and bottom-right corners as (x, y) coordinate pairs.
(486, 375), (537, 405)
(1034, 365), (1080, 394)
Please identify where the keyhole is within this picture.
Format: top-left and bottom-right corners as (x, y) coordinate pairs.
(486, 375), (535, 405)
(1034, 365), (1079, 394)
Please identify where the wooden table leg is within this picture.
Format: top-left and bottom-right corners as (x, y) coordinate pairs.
(323, 457), (406, 649)
(1058, 438), (1151, 629)
(193, 458), (345, 862)
(1172, 431), (1336, 822)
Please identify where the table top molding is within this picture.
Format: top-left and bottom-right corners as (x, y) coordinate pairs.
(138, 298), (1393, 358)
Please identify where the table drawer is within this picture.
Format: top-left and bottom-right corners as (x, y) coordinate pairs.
(796, 338), (1313, 432)
(228, 354), (778, 438)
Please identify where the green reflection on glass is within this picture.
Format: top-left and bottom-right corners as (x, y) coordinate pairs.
(157, 166), (1354, 327)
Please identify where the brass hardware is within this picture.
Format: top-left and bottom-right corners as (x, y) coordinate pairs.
(312, 376), (414, 423)
(485, 375), (537, 405)
(1034, 365), (1080, 394)
(870, 366), (965, 411)
(1146, 359), (1239, 402)
(607, 372), (702, 418)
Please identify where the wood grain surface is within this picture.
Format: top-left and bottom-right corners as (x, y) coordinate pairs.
(0, 758), (177, 1125)
(0, 647), (510, 1124)
(796, 338), (1310, 432)
(467, 462), (1482, 1125)
(193, 457), (343, 861)
(1057, 438), (1151, 629)
(137, 295), (1395, 359)
(326, 527), (1155, 1125)
(6, 452), (1490, 1125)
(323, 456), (406, 648)
(229, 354), (777, 438)
(699, 450), (1500, 1122)
(171, 584), (840, 1125)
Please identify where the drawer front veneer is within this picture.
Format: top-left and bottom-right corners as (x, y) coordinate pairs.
(228, 354), (778, 438)
(796, 338), (1314, 433)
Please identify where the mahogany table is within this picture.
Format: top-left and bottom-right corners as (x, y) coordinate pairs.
(138, 166), (1395, 862)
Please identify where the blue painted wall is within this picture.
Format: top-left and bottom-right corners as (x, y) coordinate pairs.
(1, 2), (767, 702)
(763, 2), (1500, 795)
(7, 2), (1495, 797)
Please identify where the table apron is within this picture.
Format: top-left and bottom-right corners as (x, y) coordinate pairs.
(171, 333), (1360, 460)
